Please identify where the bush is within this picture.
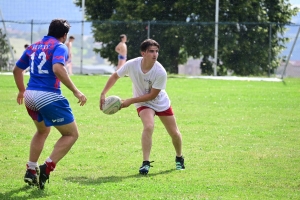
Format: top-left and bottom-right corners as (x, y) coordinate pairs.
(0, 29), (13, 71)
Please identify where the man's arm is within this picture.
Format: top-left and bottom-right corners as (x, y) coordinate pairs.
(13, 66), (25, 105)
(121, 88), (161, 108)
(115, 43), (121, 54)
(100, 72), (120, 110)
(53, 63), (87, 106)
(115, 43), (126, 55)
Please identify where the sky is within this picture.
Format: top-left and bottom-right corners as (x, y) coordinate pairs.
(290, 0), (300, 8)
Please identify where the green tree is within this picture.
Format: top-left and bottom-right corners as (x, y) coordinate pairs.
(0, 29), (11, 71)
(75, 0), (298, 75)
(214, 0), (299, 76)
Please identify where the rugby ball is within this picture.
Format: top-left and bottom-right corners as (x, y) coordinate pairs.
(102, 95), (122, 115)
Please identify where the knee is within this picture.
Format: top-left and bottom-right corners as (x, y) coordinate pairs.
(72, 131), (79, 141)
(36, 128), (50, 136)
(170, 129), (182, 138)
(143, 123), (154, 133)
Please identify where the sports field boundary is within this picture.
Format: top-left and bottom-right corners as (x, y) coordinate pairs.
(0, 72), (283, 82)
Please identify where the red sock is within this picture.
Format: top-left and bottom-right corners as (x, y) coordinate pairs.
(45, 161), (56, 175)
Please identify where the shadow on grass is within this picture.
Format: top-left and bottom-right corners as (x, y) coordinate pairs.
(64, 169), (174, 185)
(0, 185), (48, 200)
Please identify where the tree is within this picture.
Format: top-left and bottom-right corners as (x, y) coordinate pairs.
(75, 0), (298, 75)
(0, 29), (12, 71)
(214, 0), (299, 76)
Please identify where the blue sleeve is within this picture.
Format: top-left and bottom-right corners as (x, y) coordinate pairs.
(52, 44), (69, 66)
(16, 50), (30, 70)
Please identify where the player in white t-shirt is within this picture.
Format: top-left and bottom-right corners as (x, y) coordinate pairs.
(100, 39), (185, 174)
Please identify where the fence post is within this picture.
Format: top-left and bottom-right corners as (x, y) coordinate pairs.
(80, 0), (85, 74)
(147, 21), (150, 39)
(213, 0), (219, 76)
(31, 19), (33, 44)
(281, 26), (300, 79)
(268, 23), (272, 77)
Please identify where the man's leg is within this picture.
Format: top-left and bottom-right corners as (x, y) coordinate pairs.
(158, 115), (182, 157)
(139, 109), (155, 161)
(159, 115), (185, 170)
(29, 120), (51, 162)
(38, 121), (79, 189)
(51, 121), (79, 163)
(117, 59), (126, 70)
(138, 108), (155, 174)
(24, 120), (50, 186)
(67, 63), (73, 75)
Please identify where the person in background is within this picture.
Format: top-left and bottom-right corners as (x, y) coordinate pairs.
(66, 35), (75, 75)
(100, 39), (185, 175)
(23, 44), (30, 73)
(115, 34), (127, 70)
(13, 19), (87, 189)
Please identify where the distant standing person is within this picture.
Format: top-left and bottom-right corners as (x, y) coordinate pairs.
(115, 34), (127, 70)
(13, 19), (87, 189)
(23, 44), (30, 73)
(100, 39), (185, 175)
(66, 35), (75, 75)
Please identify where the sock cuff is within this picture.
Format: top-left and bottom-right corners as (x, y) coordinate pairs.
(27, 161), (38, 170)
(45, 161), (56, 172)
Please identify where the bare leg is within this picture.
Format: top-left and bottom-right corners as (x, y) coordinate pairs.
(117, 59), (126, 70)
(49, 121), (79, 164)
(139, 109), (155, 161)
(158, 115), (183, 157)
(68, 63), (73, 75)
(29, 120), (51, 162)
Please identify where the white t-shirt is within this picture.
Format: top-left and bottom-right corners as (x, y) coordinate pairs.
(117, 57), (171, 112)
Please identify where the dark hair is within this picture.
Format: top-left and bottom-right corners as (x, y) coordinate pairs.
(24, 44), (29, 49)
(47, 19), (71, 38)
(140, 39), (160, 52)
(120, 34), (126, 41)
(69, 35), (75, 40)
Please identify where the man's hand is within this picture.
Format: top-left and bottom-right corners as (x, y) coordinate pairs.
(121, 99), (132, 108)
(100, 93), (106, 110)
(73, 90), (87, 106)
(16, 91), (24, 105)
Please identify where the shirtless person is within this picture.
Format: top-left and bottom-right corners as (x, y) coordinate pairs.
(115, 34), (127, 70)
(66, 36), (75, 75)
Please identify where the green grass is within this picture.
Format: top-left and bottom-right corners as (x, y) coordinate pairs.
(0, 75), (299, 199)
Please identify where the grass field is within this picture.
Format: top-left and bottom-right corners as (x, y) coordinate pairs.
(0, 75), (299, 199)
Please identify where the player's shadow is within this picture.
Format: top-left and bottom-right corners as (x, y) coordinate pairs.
(64, 169), (174, 185)
(0, 185), (48, 200)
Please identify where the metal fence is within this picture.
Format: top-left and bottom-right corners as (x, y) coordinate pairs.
(1, 19), (299, 76)
(0, 0), (299, 76)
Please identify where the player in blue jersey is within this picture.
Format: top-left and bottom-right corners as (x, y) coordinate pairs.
(13, 19), (87, 190)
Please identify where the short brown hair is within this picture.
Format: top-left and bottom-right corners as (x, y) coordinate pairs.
(120, 34), (126, 41)
(47, 19), (71, 39)
(140, 39), (160, 52)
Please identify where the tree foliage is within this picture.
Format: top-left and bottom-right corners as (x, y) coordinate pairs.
(0, 29), (11, 71)
(75, 0), (298, 75)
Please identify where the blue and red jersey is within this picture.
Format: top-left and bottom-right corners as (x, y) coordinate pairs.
(16, 36), (69, 94)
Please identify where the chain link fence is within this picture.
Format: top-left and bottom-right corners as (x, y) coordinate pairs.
(1, 19), (299, 76)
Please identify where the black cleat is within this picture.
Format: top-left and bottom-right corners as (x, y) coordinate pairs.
(39, 164), (49, 190)
(175, 156), (185, 170)
(139, 161), (154, 175)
